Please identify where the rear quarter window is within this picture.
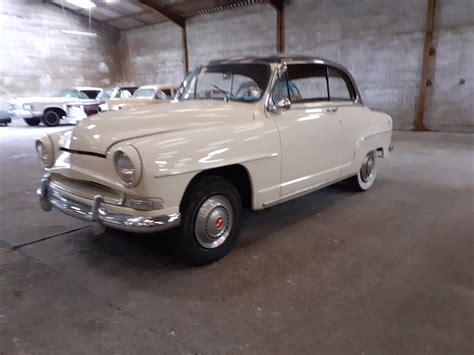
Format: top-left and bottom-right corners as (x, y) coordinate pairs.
(328, 67), (355, 101)
(81, 90), (100, 99)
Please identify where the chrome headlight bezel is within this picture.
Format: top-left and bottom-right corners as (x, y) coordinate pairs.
(35, 136), (54, 168)
(112, 145), (142, 188)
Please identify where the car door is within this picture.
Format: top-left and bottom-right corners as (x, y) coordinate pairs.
(326, 66), (368, 171)
(270, 63), (345, 198)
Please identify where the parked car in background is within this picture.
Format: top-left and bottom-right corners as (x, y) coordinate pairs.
(64, 86), (138, 124)
(0, 110), (12, 126)
(35, 55), (392, 265)
(98, 84), (177, 112)
(8, 87), (101, 126)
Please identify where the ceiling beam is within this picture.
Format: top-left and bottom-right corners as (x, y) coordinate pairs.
(136, 0), (185, 27)
(104, 10), (149, 24)
(168, 0), (263, 18)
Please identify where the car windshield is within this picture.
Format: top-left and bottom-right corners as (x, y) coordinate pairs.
(176, 63), (272, 103)
(96, 88), (115, 100)
(133, 88), (156, 99)
(55, 89), (80, 98)
(54, 89), (95, 99)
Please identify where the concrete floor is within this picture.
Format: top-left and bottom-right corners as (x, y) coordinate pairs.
(0, 123), (473, 354)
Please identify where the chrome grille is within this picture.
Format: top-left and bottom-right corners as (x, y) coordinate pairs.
(50, 174), (124, 206)
(9, 104), (22, 110)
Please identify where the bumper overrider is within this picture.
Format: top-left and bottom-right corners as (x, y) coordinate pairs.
(37, 174), (180, 233)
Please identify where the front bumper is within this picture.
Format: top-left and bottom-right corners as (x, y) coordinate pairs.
(63, 106), (88, 124)
(37, 175), (180, 233)
(9, 109), (40, 119)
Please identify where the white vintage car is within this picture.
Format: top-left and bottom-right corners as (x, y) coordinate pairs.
(97, 84), (177, 112)
(8, 87), (101, 126)
(36, 55), (392, 265)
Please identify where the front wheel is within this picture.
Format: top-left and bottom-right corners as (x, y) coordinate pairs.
(42, 109), (61, 127)
(171, 175), (243, 265)
(349, 150), (378, 191)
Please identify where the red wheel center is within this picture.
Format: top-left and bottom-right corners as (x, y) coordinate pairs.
(215, 217), (224, 230)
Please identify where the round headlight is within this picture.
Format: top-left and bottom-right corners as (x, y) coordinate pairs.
(35, 137), (54, 167)
(114, 151), (136, 186)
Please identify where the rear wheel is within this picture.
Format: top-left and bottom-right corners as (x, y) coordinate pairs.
(42, 109), (62, 127)
(24, 117), (41, 126)
(349, 150), (378, 191)
(171, 175), (243, 265)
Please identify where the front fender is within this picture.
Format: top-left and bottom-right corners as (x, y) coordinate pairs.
(122, 117), (282, 210)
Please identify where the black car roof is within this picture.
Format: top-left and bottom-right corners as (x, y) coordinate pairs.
(209, 54), (339, 66)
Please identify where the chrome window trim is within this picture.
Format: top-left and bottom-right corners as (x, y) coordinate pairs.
(264, 59), (363, 114)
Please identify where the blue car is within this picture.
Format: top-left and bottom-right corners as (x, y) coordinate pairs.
(0, 110), (12, 126)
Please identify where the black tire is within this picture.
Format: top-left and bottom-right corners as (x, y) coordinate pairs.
(171, 175), (243, 266)
(42, 109), (62, 127)
(24, 117), (41, 126)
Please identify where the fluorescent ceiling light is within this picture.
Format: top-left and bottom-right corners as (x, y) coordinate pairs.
(66, 0), (96, 9)
(62, 29), (97, 37)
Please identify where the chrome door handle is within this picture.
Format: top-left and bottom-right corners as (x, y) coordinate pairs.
(327, 106), (338, 113)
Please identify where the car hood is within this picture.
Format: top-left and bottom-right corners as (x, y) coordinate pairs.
(8, 96), (75, 105)
(61, 100), (257, 155)
(108, 98), (165, 107)
(66, 99), (99, 106)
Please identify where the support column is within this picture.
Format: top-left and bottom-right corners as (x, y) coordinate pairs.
(276, 6), (284, 53)
(415, 0), (437, 131)
(181, 25), (189, 74)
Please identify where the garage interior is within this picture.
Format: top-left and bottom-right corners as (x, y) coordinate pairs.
(0, 0), (473, 353)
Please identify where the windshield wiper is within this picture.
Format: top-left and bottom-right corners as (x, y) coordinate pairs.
(211, 84), (230, 102)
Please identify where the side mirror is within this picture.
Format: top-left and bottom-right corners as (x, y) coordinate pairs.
(276, 97), (291, 110)
(268, 97), (291, 114)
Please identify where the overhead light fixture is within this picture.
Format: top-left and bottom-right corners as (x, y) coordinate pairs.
(60, 0), (97, 37)
(61, 29), (97, 37)
(66, 0), (96, 9)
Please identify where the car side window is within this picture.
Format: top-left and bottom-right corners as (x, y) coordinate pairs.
(77, 91), (89, 99)
(328, 67), (355, 101)
(155, 90), (170, 100)
(81, 90), (99, 99)
(162, 89), (172, 98)
(287, 64), (329, 103)
(120, 90), (132, 99)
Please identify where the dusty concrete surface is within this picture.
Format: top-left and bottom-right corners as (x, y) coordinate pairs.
(0, 123), (473, 354)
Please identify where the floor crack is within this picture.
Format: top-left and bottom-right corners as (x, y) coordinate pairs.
(9, 226), (89, 251)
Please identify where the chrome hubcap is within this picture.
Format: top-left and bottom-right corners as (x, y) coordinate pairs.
(360, 152), (376, 182)
(195, 195), (233, 249)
